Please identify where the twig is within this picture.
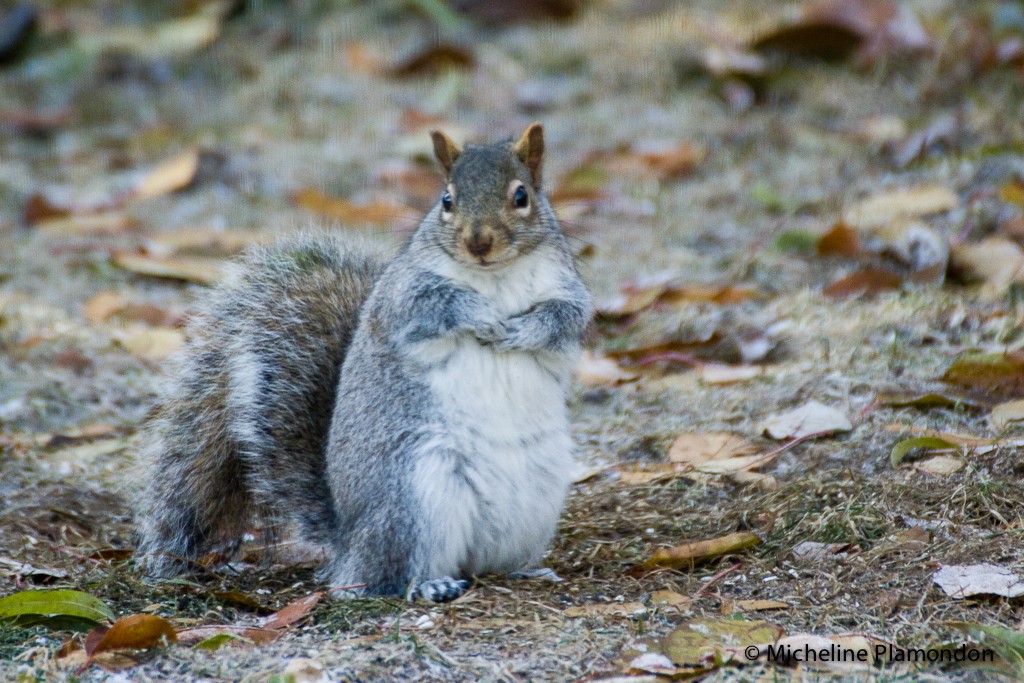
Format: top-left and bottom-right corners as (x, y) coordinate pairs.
(692, 564), (739, 599)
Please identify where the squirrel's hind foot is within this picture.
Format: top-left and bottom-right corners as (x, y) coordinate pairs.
(413, 577), (470, 603)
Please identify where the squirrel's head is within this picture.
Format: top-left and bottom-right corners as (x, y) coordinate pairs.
(429, 123), (552, 268)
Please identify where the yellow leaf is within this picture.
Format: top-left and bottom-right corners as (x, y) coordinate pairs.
(843, 184), (957, 229)
(643, 531), (761, 570)
(575, 351), (637, 387)
(991, 399), (1024, 431)
(112, 252), (224, 285)
(111, 326), (184, 360)
(132, 150), (200, 201)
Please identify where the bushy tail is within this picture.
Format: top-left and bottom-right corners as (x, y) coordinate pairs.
(135, 234), (386, 576)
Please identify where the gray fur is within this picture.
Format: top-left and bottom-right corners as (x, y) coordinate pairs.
(136, 132), (592, 602)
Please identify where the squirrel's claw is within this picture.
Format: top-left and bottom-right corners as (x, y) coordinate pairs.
(414, 577), (470, 602)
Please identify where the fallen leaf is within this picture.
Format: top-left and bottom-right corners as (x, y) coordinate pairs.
(450, 0), (580, 24)
(668, 432), (758, 466)
(661, 618), (784, 667)
(758, 633), (889, 672)
(698, 363), (764, 384)
(34, 211), (137, 236)
(940, 351), (1024, 401)
(991, 399), (1024, 431)
(563, 601), (646, 618)
(649, 590), (691, 610)
(111, 326), (185, 361)
(0, 590), (114, 631)
(843, 184), (957, 229)
(947, 623), (1024, 675)
(631, 141), (707, 181)
(933, 564), (1024, 599)
(576, 351), (637, 387)
(890, 436), (960, 466)
(145, 228), (274, 257)
(22, 192), (70, 225)
(950, 237), (1024, 296)
(75, 9), (224, 60)
(261, 593), (321, 630)
(389, 43), (475, 77)
(816, 222), (861, 256)
(823, 266), (904, 297)
(87, 614), (176, 656)
(176, 625), (280, 647)
(112, 252), (224, 285)
(999, 180), (1024, 209)
(131, 150), (199, 202)
(292, 188), (418, 227)
(83, 291), (181, 327)
(754, 0), (931, 65)
(876, 389), (987, 410)
(642, 531), (761, 570)
(760, 400), (852, 439)
(912, 455), (964, 476)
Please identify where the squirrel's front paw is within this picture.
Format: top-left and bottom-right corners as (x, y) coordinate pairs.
(473, 319), (507, 346)
(414, 577), (470, 602)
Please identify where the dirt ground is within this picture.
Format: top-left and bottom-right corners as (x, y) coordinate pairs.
(2, 0), (1024, 681)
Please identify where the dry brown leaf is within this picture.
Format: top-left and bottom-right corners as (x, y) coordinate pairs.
(292, 188), (418, 226)
(389, 43), (475, 78)
(83, 292), (181, 327)
(990, 399), (1024, 431)
(563, 601), (646, 618)
(261, 593), (321, 630)
(146, 228), (273, 257)
(576, 351), (637, 387)
(75, 10), (223, 60)
(933, 563), (1024, 599)
(668, 432), (757, 467)
(950, 237), (1024, 296)
(642, 531), (761, 570)
(35, 211), (137, 236)
(111, 326), (184, 361)
(940, 351), (1024, 402)
(843, 184), (957, 229)
(823, 266), (903, 297)
(760, 400), (852, 439)
(616, 464), (678, 486)
(912, 455), (964, 476)
(87, 614), (176, 657)
(112, 252), (224, 285)
(649, 590), (692, 610)
(816, 222), (861, 256)
(450, 0), (581, 24)
(132, 150), (200, 202)
(22, 192), (71, 226)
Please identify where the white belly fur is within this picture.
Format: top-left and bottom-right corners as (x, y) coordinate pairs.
(414, 341), (574, 577)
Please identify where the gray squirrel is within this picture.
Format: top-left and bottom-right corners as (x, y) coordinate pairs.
(135, 123), (593, 602)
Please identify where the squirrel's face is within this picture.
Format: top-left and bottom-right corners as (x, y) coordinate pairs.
(430, 124), (551, 269)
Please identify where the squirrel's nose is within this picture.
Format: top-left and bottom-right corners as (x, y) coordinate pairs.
(465, 234), (493, 258)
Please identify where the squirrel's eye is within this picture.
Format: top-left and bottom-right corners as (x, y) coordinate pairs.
(512, 185), (529, 209)
(441, 191), (453, 212)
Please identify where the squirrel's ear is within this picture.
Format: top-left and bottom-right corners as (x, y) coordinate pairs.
(514, 122), (544, 186)
(430, 130), (462, 175)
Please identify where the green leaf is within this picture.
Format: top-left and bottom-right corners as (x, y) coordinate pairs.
(890, 437), (959, 467)
(194, 633), (249, 650)
(0, 590), (115, 631)
(947, 622), (1024, 675)
(773, 229), (818, 254)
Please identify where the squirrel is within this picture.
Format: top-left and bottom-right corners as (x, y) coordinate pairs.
(135, 123), (593, 602)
